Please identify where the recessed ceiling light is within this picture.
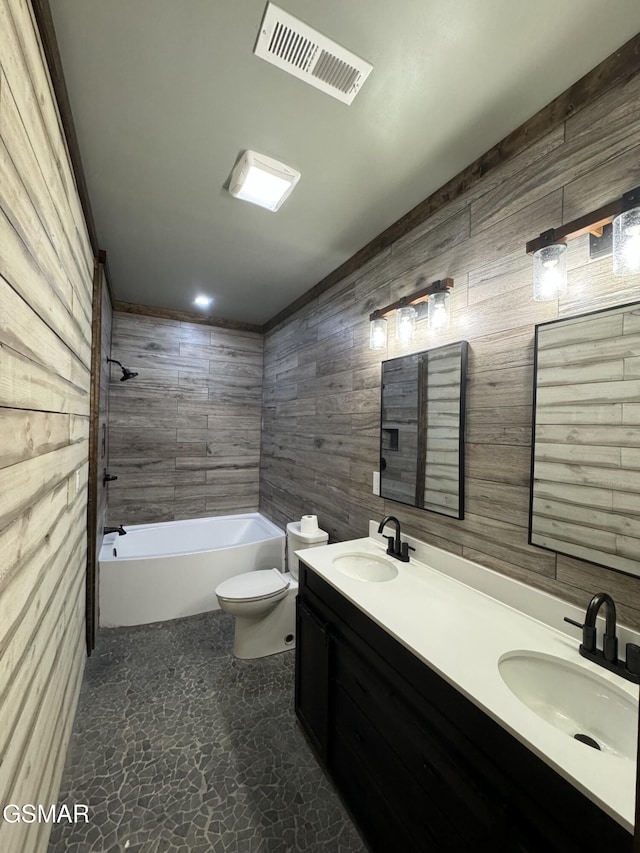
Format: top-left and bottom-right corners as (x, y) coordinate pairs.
(228, 150), (300, 212)
(194, 295), (213, 308)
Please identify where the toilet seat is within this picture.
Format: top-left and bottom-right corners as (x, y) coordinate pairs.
(215, 569), (289, 603)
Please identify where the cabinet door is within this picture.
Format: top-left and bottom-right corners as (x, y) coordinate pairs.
(295, 597), (331, 760)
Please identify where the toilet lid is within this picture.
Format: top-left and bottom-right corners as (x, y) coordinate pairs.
(216, 569), (289, 602)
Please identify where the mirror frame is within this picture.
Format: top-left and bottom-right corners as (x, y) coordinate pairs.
(379, 340), (468, 519)
(529, 299), (640, 578)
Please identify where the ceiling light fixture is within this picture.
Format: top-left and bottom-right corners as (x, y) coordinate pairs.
(194, 295), (213, 308)
(526, 186), (640, 300)
(369, 278), (454, 350)
(228, 150), (300, 212)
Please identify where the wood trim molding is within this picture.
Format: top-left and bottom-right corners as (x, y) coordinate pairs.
(30, 0), (99, 255)
(263, 31), (640, 333)
(112, 300), (262, 333)
(85, 259), (103, 654)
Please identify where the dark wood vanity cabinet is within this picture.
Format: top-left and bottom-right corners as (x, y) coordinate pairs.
(295, 562), (633, 853)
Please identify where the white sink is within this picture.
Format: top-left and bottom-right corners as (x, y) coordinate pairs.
(498, 650), (638, 760)
(332, 552), (399, 582)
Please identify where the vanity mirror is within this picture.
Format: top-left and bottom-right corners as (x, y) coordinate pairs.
(530, 300), (640, 578)
(380, 341), (468, 518)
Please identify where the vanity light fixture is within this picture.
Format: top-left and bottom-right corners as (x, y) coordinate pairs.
(228, 150), (300, 212)
(368, 278), (454, 350)
(526, 185), (640, 300)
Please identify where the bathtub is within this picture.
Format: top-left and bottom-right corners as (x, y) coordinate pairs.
(99, 513), (285, 627)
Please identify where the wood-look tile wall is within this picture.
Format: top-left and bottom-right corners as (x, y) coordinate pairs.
(107, 312), (263, 525)
(260, 70), (640, 631)
(0, 0), (93, 850)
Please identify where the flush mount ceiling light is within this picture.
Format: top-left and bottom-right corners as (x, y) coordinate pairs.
(193, 295), (213, 308)
(228, 150), (300, 212)
(526, 186), (640, 300)
(369, 278), (454, 350)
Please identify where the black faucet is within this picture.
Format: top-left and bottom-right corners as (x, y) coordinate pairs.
(564, 592), (640, 684)
(104, 525), (127, 536)
(377, 516), (414, 562)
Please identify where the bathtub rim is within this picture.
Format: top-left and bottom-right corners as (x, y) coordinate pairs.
(100, 511), (284, 562)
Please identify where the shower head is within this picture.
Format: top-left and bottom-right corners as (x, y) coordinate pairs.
(107, 358), (139, 382)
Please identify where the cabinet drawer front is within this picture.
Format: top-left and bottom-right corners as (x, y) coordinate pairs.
(335, 636), (502, 841)
(333, 685), (463, 850)
(295, 598), (330, 760)
(332, 729), (431, 853)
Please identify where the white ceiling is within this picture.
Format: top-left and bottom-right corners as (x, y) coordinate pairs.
(49, 1), (640, 325)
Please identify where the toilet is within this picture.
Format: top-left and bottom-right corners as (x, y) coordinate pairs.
(215, 518), (328, 659)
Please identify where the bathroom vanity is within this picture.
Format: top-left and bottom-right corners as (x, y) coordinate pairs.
(294, 531), (636, 852)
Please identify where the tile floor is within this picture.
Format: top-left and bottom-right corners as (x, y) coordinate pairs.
(48, 612), (367, 853)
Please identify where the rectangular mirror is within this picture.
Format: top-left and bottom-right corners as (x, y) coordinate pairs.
(530, 301), (640, 578)
(380, 341), (468, 518)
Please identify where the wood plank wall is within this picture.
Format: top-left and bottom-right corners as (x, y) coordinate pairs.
(260, 68), (640, 631)
(107, 312), (263, 525)
(0, 0), (93, 849)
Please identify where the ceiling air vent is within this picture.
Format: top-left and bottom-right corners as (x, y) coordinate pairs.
(254, 3), (372, 105)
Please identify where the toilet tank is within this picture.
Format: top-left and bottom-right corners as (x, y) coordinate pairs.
(286, 521), (328, 579)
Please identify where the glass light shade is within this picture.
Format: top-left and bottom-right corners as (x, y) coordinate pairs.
(396, 305), (417, 346)
(613, 207), (640, 276)
(369, 316), (387, 350)
(428, 291), (450, 331)
(533, 243), (567, 301)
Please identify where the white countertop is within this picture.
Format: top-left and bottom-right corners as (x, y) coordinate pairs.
(295, 526), (640, 833)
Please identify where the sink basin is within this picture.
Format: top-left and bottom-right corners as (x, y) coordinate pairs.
(498, 650), (638, 760)
(332, 552), (399, 582)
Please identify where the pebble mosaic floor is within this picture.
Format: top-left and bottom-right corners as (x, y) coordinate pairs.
(48, 611), (367, 853)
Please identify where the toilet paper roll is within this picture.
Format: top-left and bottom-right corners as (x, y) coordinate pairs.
(300, 515), (319, 535)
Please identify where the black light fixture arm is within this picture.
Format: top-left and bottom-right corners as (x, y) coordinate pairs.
(526, 185), (640, 255)
(369, 277), (454, 321)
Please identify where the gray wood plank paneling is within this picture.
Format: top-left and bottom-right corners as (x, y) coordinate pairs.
(260, 63), (640, 629)
(107, 312), (263, 524)
(0, 1), (93, 848)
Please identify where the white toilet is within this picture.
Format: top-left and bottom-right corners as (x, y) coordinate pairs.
(215, 518), (328, 659)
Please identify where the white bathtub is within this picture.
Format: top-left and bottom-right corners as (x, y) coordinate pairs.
(99, 513), (285, 627)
